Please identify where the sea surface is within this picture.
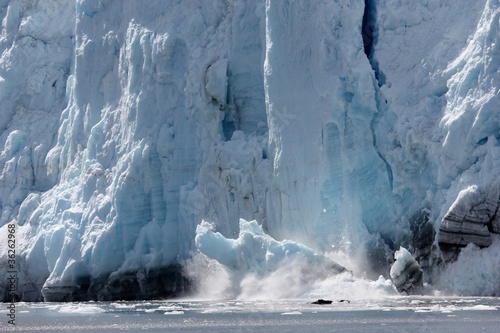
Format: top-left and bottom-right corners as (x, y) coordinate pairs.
(1, 297), (499, 332)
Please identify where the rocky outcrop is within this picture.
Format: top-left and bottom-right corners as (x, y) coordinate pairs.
(438, 185), (500, 262)
(312, 299), (333, 305)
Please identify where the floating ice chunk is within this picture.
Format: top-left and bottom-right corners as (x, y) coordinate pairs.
(57, 304), (105, 314)
(462, 305), (498, 311)
(390, 247), (423, 294)
(111, 303), (137, 309)
(158, 305), (184, 312)
(390, 247), (416, 277)
(164, 310), (184, 315)
(281, 311), (302, 315)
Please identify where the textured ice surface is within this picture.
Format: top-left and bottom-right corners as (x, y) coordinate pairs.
(0, 0), (500, 300)
(196, 219), (346, 275)
(390, 247), (423, 294)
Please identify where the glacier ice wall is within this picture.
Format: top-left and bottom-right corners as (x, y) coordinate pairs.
(0, 0), (499, 300)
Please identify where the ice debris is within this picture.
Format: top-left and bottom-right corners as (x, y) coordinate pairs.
(390, 247), (423, 294)
(195, 219), (347, 277)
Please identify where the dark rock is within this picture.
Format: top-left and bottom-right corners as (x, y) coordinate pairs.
(312, 299), (333, 305)
(491, 214), (500, 234)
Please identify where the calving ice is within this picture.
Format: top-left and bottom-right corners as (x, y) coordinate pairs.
(0, 0), (499, 302)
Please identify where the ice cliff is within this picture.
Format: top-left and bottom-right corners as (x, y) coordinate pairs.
(0, 0), (499, 301)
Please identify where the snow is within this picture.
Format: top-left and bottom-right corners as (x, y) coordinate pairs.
(0, 0), (499, 301)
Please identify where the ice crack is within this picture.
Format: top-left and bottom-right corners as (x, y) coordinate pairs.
(362, 0), (375, 58)
(362, 0), (393, 190)
(362, 0), (385, 86)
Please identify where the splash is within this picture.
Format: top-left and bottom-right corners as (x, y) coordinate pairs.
(190, 219), (396, 300)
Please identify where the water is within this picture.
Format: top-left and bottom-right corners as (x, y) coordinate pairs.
(1, 297), (499, 332)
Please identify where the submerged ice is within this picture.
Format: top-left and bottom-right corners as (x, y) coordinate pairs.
(1, 0), (500, 301)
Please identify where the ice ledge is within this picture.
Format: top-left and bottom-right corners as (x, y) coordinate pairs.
(438, 185), (500, 262)
(41, 264), (191, 302)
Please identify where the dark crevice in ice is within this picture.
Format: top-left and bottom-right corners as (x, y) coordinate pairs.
(362, 0), (385, 86)
(362, 0), (375, 58)
(363, 0), (393, 190)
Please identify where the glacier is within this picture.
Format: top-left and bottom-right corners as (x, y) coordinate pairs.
(0, 0), (500, 301)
